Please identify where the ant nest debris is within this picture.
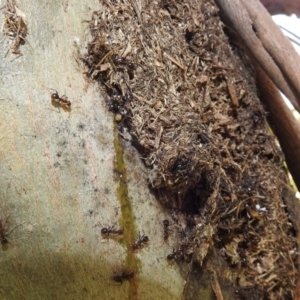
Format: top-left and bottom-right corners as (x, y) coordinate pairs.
(2, 0), (28, 56)
(82, 0), (299, 298)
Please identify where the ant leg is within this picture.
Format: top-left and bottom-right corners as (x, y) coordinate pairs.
(49, 88), (59, 95)
(6, 221), (25, 236)
(47, 107), (61, 114)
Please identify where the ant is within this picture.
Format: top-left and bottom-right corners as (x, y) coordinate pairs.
(108, 89), (124, 114)
(163, 219), (171, 241)
(111, 54), (135, 71)
(166, 247), (184, 261)
(0, 218), (9, 245)
(0, 215), (23, 248)
(123, 90), (133, 102)
(106, 86), (132, 118)
(112, 269), (134, 284)
(50, 89), (72, 112)
(101, 226), (123, 237)
(132, 233), (149, 250)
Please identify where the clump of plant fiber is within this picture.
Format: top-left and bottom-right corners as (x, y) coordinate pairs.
(82, 0), (299, 298)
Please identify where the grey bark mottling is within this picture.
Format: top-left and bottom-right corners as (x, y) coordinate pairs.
(0, 1), (184, 299)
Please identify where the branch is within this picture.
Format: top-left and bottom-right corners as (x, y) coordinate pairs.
(256, 62), (300, 192)
(215, 0), (300, 113)
(261, 0), (300, 16)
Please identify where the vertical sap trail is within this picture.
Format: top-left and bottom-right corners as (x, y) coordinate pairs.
(113, 121), (139, 300)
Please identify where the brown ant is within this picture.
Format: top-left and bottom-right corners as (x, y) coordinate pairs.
(111, 53), (135, 78)
(163, 219), (171, 241)
(0, 215), (23, 248)
(111, 54), (135, 71)
(123, 90), (133, 102)
(101, 226), (123, 237)
(106, 86), (131, 117)
(167, 247), (184, 261)
(132, 233), (149, 250)
(50, 89), (72, 112)
(112, 269), (134, 284)
(0, 218), (9, 245)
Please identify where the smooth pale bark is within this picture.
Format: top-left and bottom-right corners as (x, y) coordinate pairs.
(0, 1), (184, 299)
(261, 0), (300, 16)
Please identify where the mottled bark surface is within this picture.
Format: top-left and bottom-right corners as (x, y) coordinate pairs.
(0, 0), (299, 300)
(0, 1), (184, 299)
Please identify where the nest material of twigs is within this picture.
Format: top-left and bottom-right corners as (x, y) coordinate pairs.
(2, 0), (28, 56)
(82, 0), (298, 298)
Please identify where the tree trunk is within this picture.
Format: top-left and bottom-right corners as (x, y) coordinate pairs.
(0, 0), (299, 300)
(0, 1), (185, 299)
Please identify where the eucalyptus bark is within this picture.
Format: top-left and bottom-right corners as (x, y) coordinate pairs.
(0, 1), (184, 299)
(0, 1), (299, 300)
